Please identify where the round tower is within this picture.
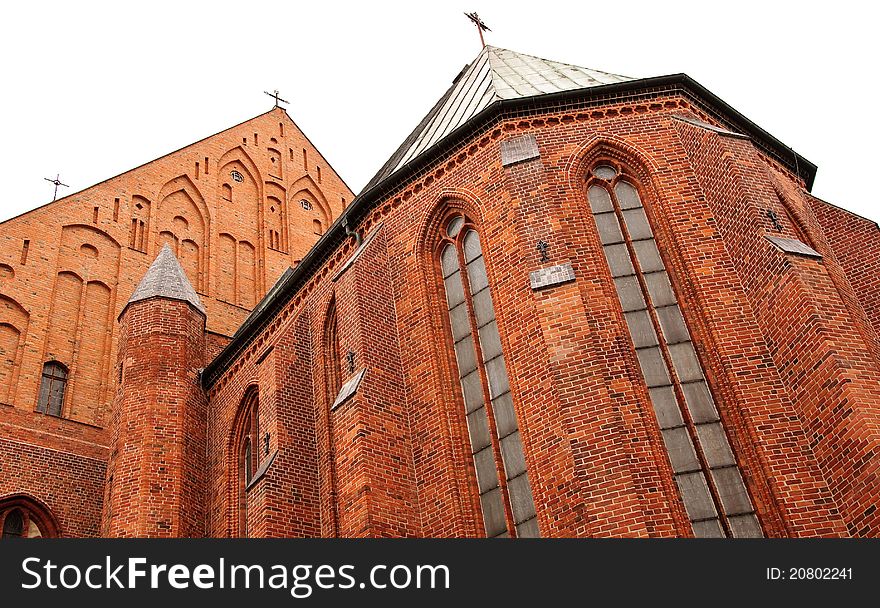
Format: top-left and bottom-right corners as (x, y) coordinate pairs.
(103, 244), (207, 537)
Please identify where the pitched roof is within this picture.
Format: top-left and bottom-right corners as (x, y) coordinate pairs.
(365, 46), (632, 189)
(202, 49), (820, 390)
(126, 244), (205, 314)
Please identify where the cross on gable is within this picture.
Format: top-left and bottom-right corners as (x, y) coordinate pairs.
(264, 89), (289, 108)
(43, 173), (69, 201)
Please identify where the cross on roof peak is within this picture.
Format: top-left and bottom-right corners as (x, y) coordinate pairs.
(43, 173), (68, 201)
(464, 12), (491, 48)
(264, 89), (289, 109)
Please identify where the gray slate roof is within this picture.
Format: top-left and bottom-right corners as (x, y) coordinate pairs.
(127, 244), (205, 314)
(365, 46), (632, 189)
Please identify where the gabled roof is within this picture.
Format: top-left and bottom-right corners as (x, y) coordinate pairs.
(365, 46), (632, 190)
(125, 244), (205, 315)
(202, 47), (819, 389)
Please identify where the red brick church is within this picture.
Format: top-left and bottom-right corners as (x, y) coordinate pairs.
(1, 45), (879, 538)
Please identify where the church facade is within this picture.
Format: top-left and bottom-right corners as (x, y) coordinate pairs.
(2, 46), (879, 538)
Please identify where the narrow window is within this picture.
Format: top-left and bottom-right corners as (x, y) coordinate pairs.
(317, 166), (322, 183)
(303, 149), (308, 171)
(438, 215), (539, 538)
(20, 240), (29, 265)
(93, 207), (99, 224)
(36, 361), (68, 417)
(586, 161), (763, 538)
(129, 196), (151, 253)
(324, 300), (342, 534)
(237, 391), (259, 537)
(313, 219), (323, 235)
(113, 198), (120, 222)
(325, 301), (342, 398)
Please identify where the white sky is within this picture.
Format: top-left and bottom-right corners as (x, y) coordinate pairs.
(1, 1), (878, 224)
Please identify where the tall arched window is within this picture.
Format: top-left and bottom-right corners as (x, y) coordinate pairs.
(236, 390), (259, 537)
(36, 361), (68, 417)
(586, 160), (762, 538)
(438, 213), (539, 538)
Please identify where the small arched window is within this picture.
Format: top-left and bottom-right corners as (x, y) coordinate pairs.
(437, 213), (539, 538)
(236, 390), (259, 537)
(0, 498), (57, 539)
(36, 361), (68, 417)
(313, 219), (324, 235)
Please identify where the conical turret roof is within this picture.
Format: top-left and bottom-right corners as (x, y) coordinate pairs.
(126, 244), (205, 314)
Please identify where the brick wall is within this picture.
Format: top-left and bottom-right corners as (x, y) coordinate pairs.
(104, 296), (207, 537)
(808, 195), (880, 341)
(0, 436), (106, 537)
(673, 118), (879, 536)
(0, 107), (352, 534)
(207, 94), (878, 537)
(4, 85), (878, 538)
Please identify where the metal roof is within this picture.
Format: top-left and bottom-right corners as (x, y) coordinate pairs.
(202, 50), (821, 390)
(365, 46), (632, 189)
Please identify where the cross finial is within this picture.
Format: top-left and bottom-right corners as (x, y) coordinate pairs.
(43, 173), (69, 201)
(263, 89), (289, 108)
(464, 12), (491, 48)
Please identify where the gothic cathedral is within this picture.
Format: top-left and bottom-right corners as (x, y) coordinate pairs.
(2, 46), (879, 538)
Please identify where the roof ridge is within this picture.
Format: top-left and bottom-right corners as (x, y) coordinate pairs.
(486, 45), (632, 81)
(0, 108), (283, 228)
(361, 45), (633, 187)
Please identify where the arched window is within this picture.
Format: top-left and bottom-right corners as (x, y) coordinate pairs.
(36, 361), (68, 417)
(586, 160), (762, 538)
(0, 497), (58, 538)
(324, 299), (342, 399)
(236, 390), (259, 537)
(322, 298), (343, 535)
(437, 213), (539, 538)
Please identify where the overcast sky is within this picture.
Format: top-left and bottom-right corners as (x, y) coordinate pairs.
(2, 1), (877, 224)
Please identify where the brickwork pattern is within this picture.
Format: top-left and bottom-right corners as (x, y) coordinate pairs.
(206, 95), (878, 538)
(0, 108), (352, 535)
(3, 88), (879, 538)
